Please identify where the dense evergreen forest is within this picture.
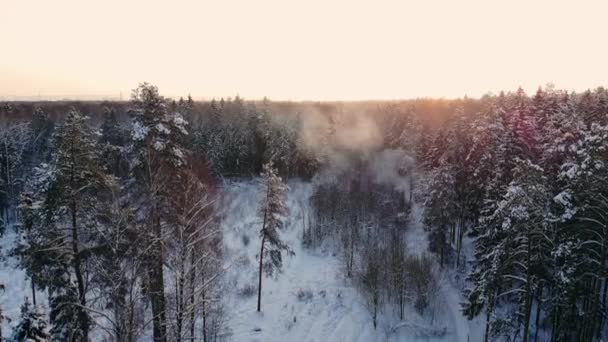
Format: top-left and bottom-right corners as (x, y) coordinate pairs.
(0, 83), (607, 341)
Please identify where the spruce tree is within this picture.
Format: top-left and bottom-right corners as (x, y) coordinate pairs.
(256, 161), (291, 312)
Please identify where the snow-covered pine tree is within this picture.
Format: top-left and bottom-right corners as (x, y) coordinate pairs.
(14, 191), (45, 306)
(193, 98), (227, 176)
(8, 108), (116, 340)
(256, 161), (291, 312)
(508, 88), (541, 161)
(10, 297), (49, 342)
(26, 108), (114, 340)
(99, 107), (129, 178)
(93, 192), (145, 342)
(548, 120), (608, 340)
(424, 151), (457, 267)
(0, 122), (32, 224)
(129, 83), (189, 342)
(24, 107), (54, 172)
(48, 271), (88, 341)
(423, 106), (479, 268)
(466, 158), (550, 342)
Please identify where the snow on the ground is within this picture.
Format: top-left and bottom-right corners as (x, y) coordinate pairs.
(219, 179), (480, 342)
(405, 202), (483, 341)
(0, 227), (48, 337)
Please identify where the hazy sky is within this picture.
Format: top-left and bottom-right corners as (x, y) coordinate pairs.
(1, 0), (607, 100)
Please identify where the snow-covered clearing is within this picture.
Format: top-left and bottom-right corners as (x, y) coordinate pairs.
(220, 180), (481, 342)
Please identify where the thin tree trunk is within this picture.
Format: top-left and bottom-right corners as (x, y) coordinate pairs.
(534, 286), (543, 342)
(456, 217), (465, 268)
(257, 199), (269, 313)
(484, 293), (495, 342)
(176, 251), (185, 341)
(190, 250), (196, 342)
(31, 278), (36, 306)
(150, 214), (167, 342)
(257, 234), (266, 312)
(149, 251), (167, 342)
(202, 265), (207, 342)
(599, 277), (608, 339)
(71, 201), (89, 339)
(372, 291), (378, 329)
(348, 230), (355, 278)
(128, 283), (136, 342)
(522, 233), (532, 342)
(484, 308), (491, 342)
(595, 232), (608, 339)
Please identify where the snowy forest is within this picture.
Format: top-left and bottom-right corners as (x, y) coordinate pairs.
(0, 83), (607, 342)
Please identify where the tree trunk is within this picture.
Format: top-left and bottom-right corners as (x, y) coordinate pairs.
(176, 254), (185, 341)
(202, 279), (207, 342)
(348, 230), (355, 278)
(201, 260), (208, 342)
(599, 277), (608, 339)
(31, 278), (36, 306)
(190, 250), (196, 342)
(484, 308), (490, 342)
(522, 234), (533, 342)
(534, 286), (543, 342)
(257, 201), (269, 313)
(595, 232), (608, 339)
(127, 288), (136, 342)
(257, 234), (266, 312)
(71, 201), (89, 339)
(399, 282), (404, 320)
(372, 291), (378, 329)
(484, 293), (495, 342)
(149, 216), (167, 342)
(149, 252), (167, 342)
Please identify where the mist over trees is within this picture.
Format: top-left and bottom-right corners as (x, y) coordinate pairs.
(0, 84), (607, 341)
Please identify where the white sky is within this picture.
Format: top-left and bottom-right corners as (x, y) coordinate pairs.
(1, 0), (607, 100)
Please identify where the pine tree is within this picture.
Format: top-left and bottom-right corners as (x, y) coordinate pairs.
(0, 122), (32, 224)
(548, 121), (608, 340)
(10, 298), (49, 342)
(99, 107), (128, 178)
(424, 158), (457, 267)
(14, 191), (44, 306)
(129, 83), (189, 342)
(25, 107), (54, 169)
(257, 161), (291, 312)
(48, 270), (87, 341)
(94, 193), (144, 342)
(17, 108), (114, 341)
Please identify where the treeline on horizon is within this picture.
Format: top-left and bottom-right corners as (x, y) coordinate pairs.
(0, 92), (485, 180)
